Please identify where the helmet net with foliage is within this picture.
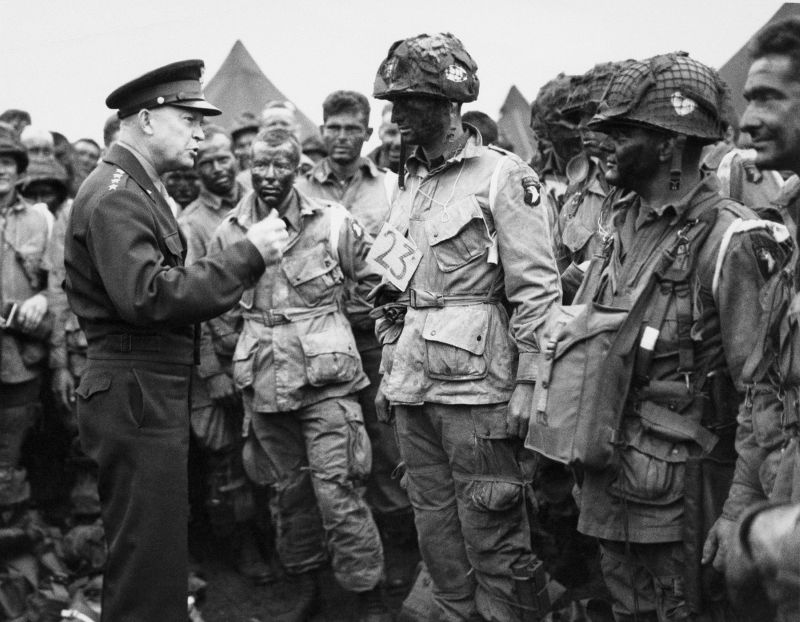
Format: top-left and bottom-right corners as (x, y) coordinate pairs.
(530, 73), (579, 139)
(561, 61), (631, 123)
(373, 33), (479, 103)
(590, 52), (729, 143)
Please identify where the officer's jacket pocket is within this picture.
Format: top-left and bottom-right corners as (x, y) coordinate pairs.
(609, 417), (688, 506)
(232, 332), (259, 389)
(422, 306), (489, 380)
(298, 327), (359, 387)
(162, 231), (184, 265)
(425, 195), (492, 272)
(75, 371), (112, 401)
(282, 243), (342, 305)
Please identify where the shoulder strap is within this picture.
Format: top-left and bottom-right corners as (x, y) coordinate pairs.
(712, 218), (790, 303)
(488, 155), (509, 215)
(328, 204), (348, 263)
(382, 170), (397, 207)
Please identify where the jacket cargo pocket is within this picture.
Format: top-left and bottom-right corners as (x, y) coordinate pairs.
(425, 195), (492, 272)
(342, 401), (372, 482)
(298, 328), (359, 387)
(422, 306), (488, 380)
(232, 331), (259, 390)
(75, 371), (112, 401)
(609, 418), (688, 505)
(467, 480), (522, 512)
(282, 243), (342, 306)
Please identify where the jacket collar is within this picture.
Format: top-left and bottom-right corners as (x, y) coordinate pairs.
(309, 156), (379, 184)
(231, 188), (320, 230)
(103, 142), (165, 208)
(405, 124), (483, 176)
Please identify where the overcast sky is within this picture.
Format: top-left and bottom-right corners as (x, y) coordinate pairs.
(0, 0), (787, 149)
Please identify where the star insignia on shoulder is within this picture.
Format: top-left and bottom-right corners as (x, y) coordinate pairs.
(108, 168), (125, 191)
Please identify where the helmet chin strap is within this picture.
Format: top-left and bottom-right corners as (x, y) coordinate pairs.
(669, 134), (687, 191)
(398, 137), (407, 190)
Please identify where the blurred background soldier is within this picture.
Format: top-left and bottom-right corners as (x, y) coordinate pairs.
(231, 111), (260, 172)
(372, 32), (561, 621)
(70, 137), (101, 197)
(554, 62), (626, 302)
(296, 89), (417, 593)
(162, 166), (201, 214)
(19, 125), (55, 165)
(367, 102), (402, 174)
(529, 73), (582, 212)
(0, 124), (51, 602)
(462, 110), (499, 146)
(177, 124), (275, 584)
(0, 109), (31, 135)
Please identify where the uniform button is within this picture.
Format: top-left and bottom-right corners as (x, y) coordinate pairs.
(476, 335), (481, 341)
(672, 448), (679, 455)
(433, 231), (438, 237)
(430, 330), (436, 336)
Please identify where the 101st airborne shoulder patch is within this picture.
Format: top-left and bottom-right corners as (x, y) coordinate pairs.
(522, 176), (541, 206)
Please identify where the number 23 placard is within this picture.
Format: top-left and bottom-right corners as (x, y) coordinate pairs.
(366, 223), (422, 290)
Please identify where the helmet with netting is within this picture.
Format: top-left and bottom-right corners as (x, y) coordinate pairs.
(561, 61), (631, 124)
(373, 33), (479, 103)
(589, 52), (728, 143)
(530, 73), (579, 139)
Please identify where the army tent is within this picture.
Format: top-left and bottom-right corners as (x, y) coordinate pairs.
(496, 85), (536, 163)
(204, 40), (319, 140)
(719, 3), (800, 121)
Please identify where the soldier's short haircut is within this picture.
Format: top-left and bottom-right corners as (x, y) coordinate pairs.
(253, 128), (301, 166)
(199, 124), (231, 145)
(750, 17), (800, 76)
(322, 90), (370, 124)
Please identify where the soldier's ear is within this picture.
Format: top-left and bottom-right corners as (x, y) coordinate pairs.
(138, 109), (154, 136)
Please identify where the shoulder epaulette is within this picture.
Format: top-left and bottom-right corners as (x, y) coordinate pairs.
(106, 168), (126, 192)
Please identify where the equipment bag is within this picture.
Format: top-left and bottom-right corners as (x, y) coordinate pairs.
(525, 200), (720, 469)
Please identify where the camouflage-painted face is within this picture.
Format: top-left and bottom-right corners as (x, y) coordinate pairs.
(374, 33), (479, 103)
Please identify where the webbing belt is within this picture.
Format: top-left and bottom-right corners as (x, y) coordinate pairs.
(398, 288), (500, 309)
(242, 303), (339, 326)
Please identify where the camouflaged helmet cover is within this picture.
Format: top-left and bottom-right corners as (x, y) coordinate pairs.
(530, 73), (578, 136)
(590, 52), (728, 142)
(562, 61), (631, 121)
(373, 33), (479, 103)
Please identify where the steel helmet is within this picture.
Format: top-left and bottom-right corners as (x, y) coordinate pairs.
(373, 33), (479, 103)
(589, 52), (728, 143)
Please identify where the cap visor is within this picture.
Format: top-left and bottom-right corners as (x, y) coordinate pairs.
(172, 100), (222, 116)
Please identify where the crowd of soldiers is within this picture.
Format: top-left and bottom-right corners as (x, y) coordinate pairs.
(1, 17), (800, 622)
